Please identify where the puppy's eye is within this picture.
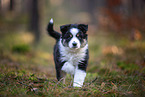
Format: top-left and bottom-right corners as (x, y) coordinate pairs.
(70, 34), (72, 37)
(76, 34), (80, 37)
(77, 33), (82, 38)
(65, 34), (72, 39)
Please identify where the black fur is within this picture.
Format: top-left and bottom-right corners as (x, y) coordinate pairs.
(47, 21), (61, 40)
(78, 49), (89, 71)
(53, 43), (66, 80)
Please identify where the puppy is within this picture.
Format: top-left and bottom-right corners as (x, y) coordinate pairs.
(47, 18), (89, 87)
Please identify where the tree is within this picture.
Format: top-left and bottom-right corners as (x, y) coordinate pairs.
(9, 0), (14, 11)
(29, 0), (40, 42)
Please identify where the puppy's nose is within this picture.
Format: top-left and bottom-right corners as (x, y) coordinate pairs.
(72, 42), (77, 47)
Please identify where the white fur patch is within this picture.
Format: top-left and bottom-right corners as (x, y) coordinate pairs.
(70, 28), (79, 34)
(69, 28), (81, 49)
(50, 18), (53, 23)
(73, 69), (86, 87)
(59, 39), (88, 75)
(61, 62), (75, 75)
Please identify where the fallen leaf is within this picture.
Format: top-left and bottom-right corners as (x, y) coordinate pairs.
(111, 82), (117, 90)
(101, 82), (105, 89)
(31, 88), (38, 92)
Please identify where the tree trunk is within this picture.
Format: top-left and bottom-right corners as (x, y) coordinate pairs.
(29, 0), (40, 43)
(9, 0), (14, 11)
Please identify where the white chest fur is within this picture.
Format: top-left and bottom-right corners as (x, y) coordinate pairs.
(59, 40), (88, 75)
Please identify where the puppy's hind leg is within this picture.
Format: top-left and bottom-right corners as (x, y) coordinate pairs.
(56, 70), (66, 84)
(60, 71), (66, 84)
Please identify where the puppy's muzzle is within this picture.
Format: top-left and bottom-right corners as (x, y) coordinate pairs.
(72, 42), (78, 48)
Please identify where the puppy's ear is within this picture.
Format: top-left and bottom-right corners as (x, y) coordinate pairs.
(78, 24), (88, 33)
(60, 24), (71, 34)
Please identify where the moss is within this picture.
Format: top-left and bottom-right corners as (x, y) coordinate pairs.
(12, 44), (30, 53)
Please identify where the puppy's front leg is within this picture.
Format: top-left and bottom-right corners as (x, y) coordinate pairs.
(73, 69), (86, 87)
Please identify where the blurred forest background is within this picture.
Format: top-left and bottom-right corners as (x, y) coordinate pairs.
(0, 0), (145, 96)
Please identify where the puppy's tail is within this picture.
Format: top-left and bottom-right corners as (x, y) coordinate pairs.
(47, 18), (61, 40)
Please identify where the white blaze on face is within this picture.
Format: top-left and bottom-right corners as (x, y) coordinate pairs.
(69, 28), (81, 49)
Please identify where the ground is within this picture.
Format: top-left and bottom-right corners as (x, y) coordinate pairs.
(0, 30), (145, 97)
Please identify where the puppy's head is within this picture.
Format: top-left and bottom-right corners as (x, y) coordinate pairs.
(60, 24), (88, 49)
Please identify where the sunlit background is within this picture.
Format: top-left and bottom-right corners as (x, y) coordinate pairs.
(0, 0), (145, 96)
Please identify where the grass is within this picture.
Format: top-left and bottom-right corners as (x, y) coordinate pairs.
(0, 31), (145, 97)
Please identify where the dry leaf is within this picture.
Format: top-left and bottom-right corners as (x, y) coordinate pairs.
(31, 88), (38, 92)
(101, 82), (105, 89)
(111, 82), (117, 90)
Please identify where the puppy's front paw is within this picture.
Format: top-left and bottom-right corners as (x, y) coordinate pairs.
(73, 82), (83, 87)
(73, 69), (86, 87)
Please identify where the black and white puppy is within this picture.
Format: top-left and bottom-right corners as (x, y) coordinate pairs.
(47, 18), (89, 87)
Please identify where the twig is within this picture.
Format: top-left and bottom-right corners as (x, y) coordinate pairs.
(88, 77), (98, 85)
(83, 77), (98, 87)
(73, 82), (83, 87)
(127, 84), (132, 92)
(54, 78), (65, 88)
(36, 77), (56, 83)
(18, 81), (36, 93)
(36, 77), (49, 81)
